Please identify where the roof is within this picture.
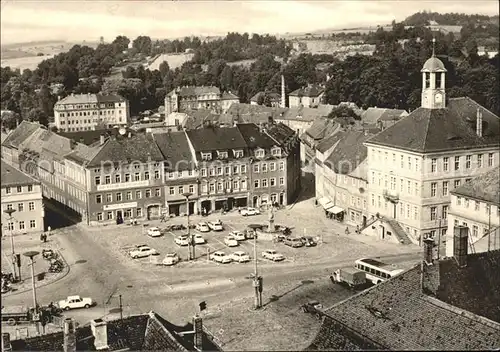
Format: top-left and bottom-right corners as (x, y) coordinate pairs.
(311, 260), (500, 351)
(325, 131), (372, 175)
(221, 91), (239, 101)
(250, 92), (281, 103)
(184, 110), (234, 129)
(236, 123), (278, 149)
(1, 159), (40, 187)
(186, 126), (247, 152)
(264, 123), (296, 146)
(58, 129), (121, 146)
(366, 97), (500, 153)
(315, 132), (345, 153)
(2, 120), (41, 148)
(168, 86), (221, 98)
(226, 103), (287, 124)
(451, 168), (500, 205)
(279, 106), (331, 122)
(421, 56), (447, 72)
(304, 118), (339, 140)
(289, 85), (325, 97)
(361, 108), (407, 124)
(10, 312), (222, 351)
(87, 133), (164, 167)
(57, 93), (126, 105)
(152, 131), (195, 171)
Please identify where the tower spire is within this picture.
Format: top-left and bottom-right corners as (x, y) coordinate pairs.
(431, 37), (436, 57)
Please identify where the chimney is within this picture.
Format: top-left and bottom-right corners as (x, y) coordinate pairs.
(476, 108), (483, 137)
(91, 319), (109, 350)
(280, 74), (286, 108)
(2, 333), (12, 352)
(453, 225), (469, 268)
(100, 134), (105, 145)
(193, 315), (203, 351)
(423, 238), (435, 265)
(63, 318), (76, 352)
(57, 96), (61, 101)
(128, 131), (132, 138)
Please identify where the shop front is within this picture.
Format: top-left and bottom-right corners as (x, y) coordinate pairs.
(326, 205), (345, 222)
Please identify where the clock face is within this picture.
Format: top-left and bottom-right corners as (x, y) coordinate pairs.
(435, 93), (442, 103)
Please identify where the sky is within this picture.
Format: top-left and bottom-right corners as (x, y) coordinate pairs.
(1, 0), (499, 45)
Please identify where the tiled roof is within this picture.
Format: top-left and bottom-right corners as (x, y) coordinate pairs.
(152, 131), (195, 172)
(221, 91), (239, 101)
(378, 109), (408, 121)
(226, 103), (287, 124)
(289, 85), (325, 97)
(315, 132), (345, 154)
(366, 97), (500, 153)
(57, 93), (126, 105)
(318, 264), (500, 350)
(64, 143), (103, 166)
(250, 92), (281, 103)
(279, 106), (332, 122)
(184, 110), (234, 129)
(236, 123), (278, 149)
(186, 126), (247, 152)
(361, 108), (407, 124)
(87, 133), (164, 167)
(1, 159), (40, 187)
(1, 131), (10, 144)
(265, 123), (296, 146)
(451, 168), (500, 205)
(304, 117), (339, 140)
(167, 86), (221, 97)
(2, 120), (41, 148)
(58, 129), (120, 146)
(325, 131), (372, 175)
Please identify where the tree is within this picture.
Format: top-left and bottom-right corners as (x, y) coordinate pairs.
(0, 111), (21, 130)
(133, 36), (152, 55)
(27, 108), (48, 127)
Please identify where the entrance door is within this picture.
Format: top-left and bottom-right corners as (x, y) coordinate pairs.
(363, 216), (367, 228)
(279, 193), (284, 205)
(253, 196), (258, 207)
(116, 210), (123, 225)
(380, 225), (385, 239)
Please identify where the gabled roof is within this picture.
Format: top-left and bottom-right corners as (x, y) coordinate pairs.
(57, 93), (126, 105)
(451, 168), (500, 205)
(87, 133), (164, 167)
(325, 131), (372, 175)
(265, 123), (296, 146)
(58, 129), (120, 146)
(1, 159), (40, 187)
(2, 120), (41, 148)
(152, 131), (195, 171)
(184, 110), (234, 129)
(279, 106), (331, 122)
(289, 85), (324, 97)
(250, 92), (281, 103)
(304, 118), (339, 140)
(361, 108), (407, 124)
(226, 103), (287, 124)
(186, 126), (247, 152)
(315, 132), (345, 153)
(236, 123), (278, 149)
(221, 91), (239, 101)
(168, 86), (221, 97)
(366, 97), (500, 153)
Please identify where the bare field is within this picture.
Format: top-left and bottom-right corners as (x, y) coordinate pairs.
(1, 55), (55, 71)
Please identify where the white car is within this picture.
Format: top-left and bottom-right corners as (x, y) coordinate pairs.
(241, 207), (261, 216)
(262, 249), (285, 262)
(58, 295), (93, 310)
(208, 220), (223, 231)
(161, 253), (180, 266)
(231, 251), (251, 263)
(210, 251), (232, 264)
(196, 222), (210, 232)
(147, 227), (162, 237)
(229, 231), (246, 241)
(224, 236), (239, 247)
(193, 234), (206, 245)
(175, 235), (189, 246)
(129, 246), (158, 259)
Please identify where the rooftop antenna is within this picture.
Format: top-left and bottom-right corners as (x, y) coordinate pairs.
(431, 37), (436, 57)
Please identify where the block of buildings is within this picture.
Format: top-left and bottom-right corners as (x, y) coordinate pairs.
(360, 107), (408, 130)
(164, 86), (239, 115)
(288, 85), (325, 108)
(301, 117), (340, 167)
(446, 168), (500, 256)
(250, 92), (282, 107)
(54, 93), (129, 132)
(1, 159), (44, 234)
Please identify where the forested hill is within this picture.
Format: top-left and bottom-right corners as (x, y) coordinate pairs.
(404, 11), (499, 26)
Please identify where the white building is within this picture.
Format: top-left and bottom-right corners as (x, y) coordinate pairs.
(54, 93), (129, 132)
(288, 85), (324, 108)
(446, 168), (500, 256)
(364, 51), (500, 245)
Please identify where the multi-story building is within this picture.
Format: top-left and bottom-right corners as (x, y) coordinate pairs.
(364, 52), (500, 244)
(250, 92), (281, 107)
(301, 117), (339, 168)
(165, 86), (239, 115)
(1, 159), (44, 234)
(54, 93), (129, 132)
(288, 85), (324, 108)
(446, 168), (500, 256)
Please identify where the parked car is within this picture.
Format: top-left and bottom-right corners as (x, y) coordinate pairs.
(210, 251), (232, 264)
(300, 236), (317, 247)
(193, 234), (206, 244)
(261, 249), (285, 261)
(58, 295), (93, 311)
(231, 251), (250, 263)
(284, 237), (305, 248)
(240, 207), (261, 216)
(224, 236), (239, 247)
(147, 227), (162, 237)
(129, 246), (158, 259)
(196, 222), (210, 232)
(244, 230), (256, 240)
(161, 253), (180, 266)
(208, 220), (223, 231)
(175, 235), (189, 246)
(229, 231), (246, 241)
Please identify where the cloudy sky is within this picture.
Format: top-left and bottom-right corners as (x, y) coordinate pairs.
(1, 0), (498, 44)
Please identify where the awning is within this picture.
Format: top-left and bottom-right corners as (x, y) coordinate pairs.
(326, 206), (344, 215)
(323, 201), (335, 209)
(318, 197), (329, 207)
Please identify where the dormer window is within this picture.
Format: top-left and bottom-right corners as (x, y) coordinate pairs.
(201, 152), (212, 161)
(255, 149), (265, 158)
(217, 151), (228, 159)
(271, 147), (282, 157)
(233, 150), (244, 158)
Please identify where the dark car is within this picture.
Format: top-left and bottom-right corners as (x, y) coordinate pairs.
(300, 236), (317, 247)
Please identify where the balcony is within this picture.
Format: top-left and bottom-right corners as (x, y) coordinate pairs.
(383, 189), (399, 203)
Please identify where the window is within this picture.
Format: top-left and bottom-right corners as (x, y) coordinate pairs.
(253, 164), (260, 173)
(225, 166), (231, 175)
(27, 185), (33, 192)
(154, 170), (160, 179)
(454, 156), (460, 170)
(107, 212), (113, 220)
(136, 208), (142, 217)
(406, 204), (410, 218)
(104, 175), (111, 184)
(442, 205), (448, 220)
(217, 167), (223, 176)
(106, 193), (112, 202)
(233, 180), (239, 190)
(430, 207), (437, 220)
(95, 176), (101, 185)
(125, 174), (131, 182)
(270, 162), (276, 171)
(145, 190), (151, 198)
(16, 186), (22, 193)
(7, 222), (14, 231)
(115, 174), (121, 183)
(390, 177), (396, 190)
(134, 173), (140, 181)
(431, 158), (437, 173)
(116, 193), (122, 201)
(279, 162), (285, 171)
(233, 150), (244, 158)
(400, 155), (404, 168)
(255, 149), (265, 158)
(28, 202), (35, 211)
(19, 221), (25, 230)
(178, 186), (184, 194)
(241, 179), (247, 190)
(169, 187), (175, 195)
(201, 168), (207, 177)
(209, 183), (215, 193)
(155, 188), (161, 197)
(271, 147), (281, 157)
(126, 192), (132, 200)
(233, 165), (239, 174)
(136, 190), (142, 199)
(177, 171), (183, 177)
(477, 154), (483, 167)
(400, 178), (404, 192)
(254, 180), (260, 188)
(415, 158), (419, 172)
(408, 157), (412, 169)
(169, 172), (174, 179)
(201, 152), (212, 161)
(18, 203), (24, 212)
(413, 206), (418, 220)
(457, 197), (462, 206)
(217, 151), (228, 159)
(371, 172), (375, 185)
(475, 201), (480, 211)
(279, 177), (284, 185)
(97, 213), (103, 221)
(431, 182), (437, 197)
(443, 157), (449, 171)
(189, 185), (194, 193)
(217, 182), (223, 191)
(465, 155), (471, 169)
(241, 165), (247, 173)
(270, 178), (276, 186)
(407, 181), (411, 194)
(262, 179), (268, 187)
(454, 180), (460, 189)
(442, 181), (449, 196)
(488, 153), (494, 167)
(371, 194), (375, 206)
(473, 225), (478, 238)
(144, 171), (150, 180)
(262, 163), (268, 173)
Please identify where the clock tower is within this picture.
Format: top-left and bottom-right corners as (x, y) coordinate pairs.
(421, 39), (447, 109)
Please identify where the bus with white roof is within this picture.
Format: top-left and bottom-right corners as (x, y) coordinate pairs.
(354, 258), (404, 285)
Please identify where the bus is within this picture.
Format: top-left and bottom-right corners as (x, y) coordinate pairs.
(354, 258), (404, 285)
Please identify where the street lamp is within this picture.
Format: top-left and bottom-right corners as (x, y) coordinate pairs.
(23, 250), (40, 334)
(248, 224), (263, 310)
(4, 209), (17, 280)
(182, 192), (194, 260)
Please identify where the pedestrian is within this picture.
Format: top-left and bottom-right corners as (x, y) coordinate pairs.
(345, 226), (350, 235)
(47, 226), (51, 233)
(356, 225), (360, 234)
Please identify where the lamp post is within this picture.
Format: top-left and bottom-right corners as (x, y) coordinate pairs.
(4, 209), (17, 280)
(248, 224), (263, 309)
(23, 251), (40, 334)
(183, 192), (194, 260)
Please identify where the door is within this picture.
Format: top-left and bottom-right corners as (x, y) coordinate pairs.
(253, 196), (258, 207)
(380, 225), (385, 239)
(116, 211), (123, 224)
(279, 193), (284, 205)
(363, 216), (367, 228)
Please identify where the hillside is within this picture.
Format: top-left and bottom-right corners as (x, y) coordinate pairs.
(404, 11), (499, 26)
